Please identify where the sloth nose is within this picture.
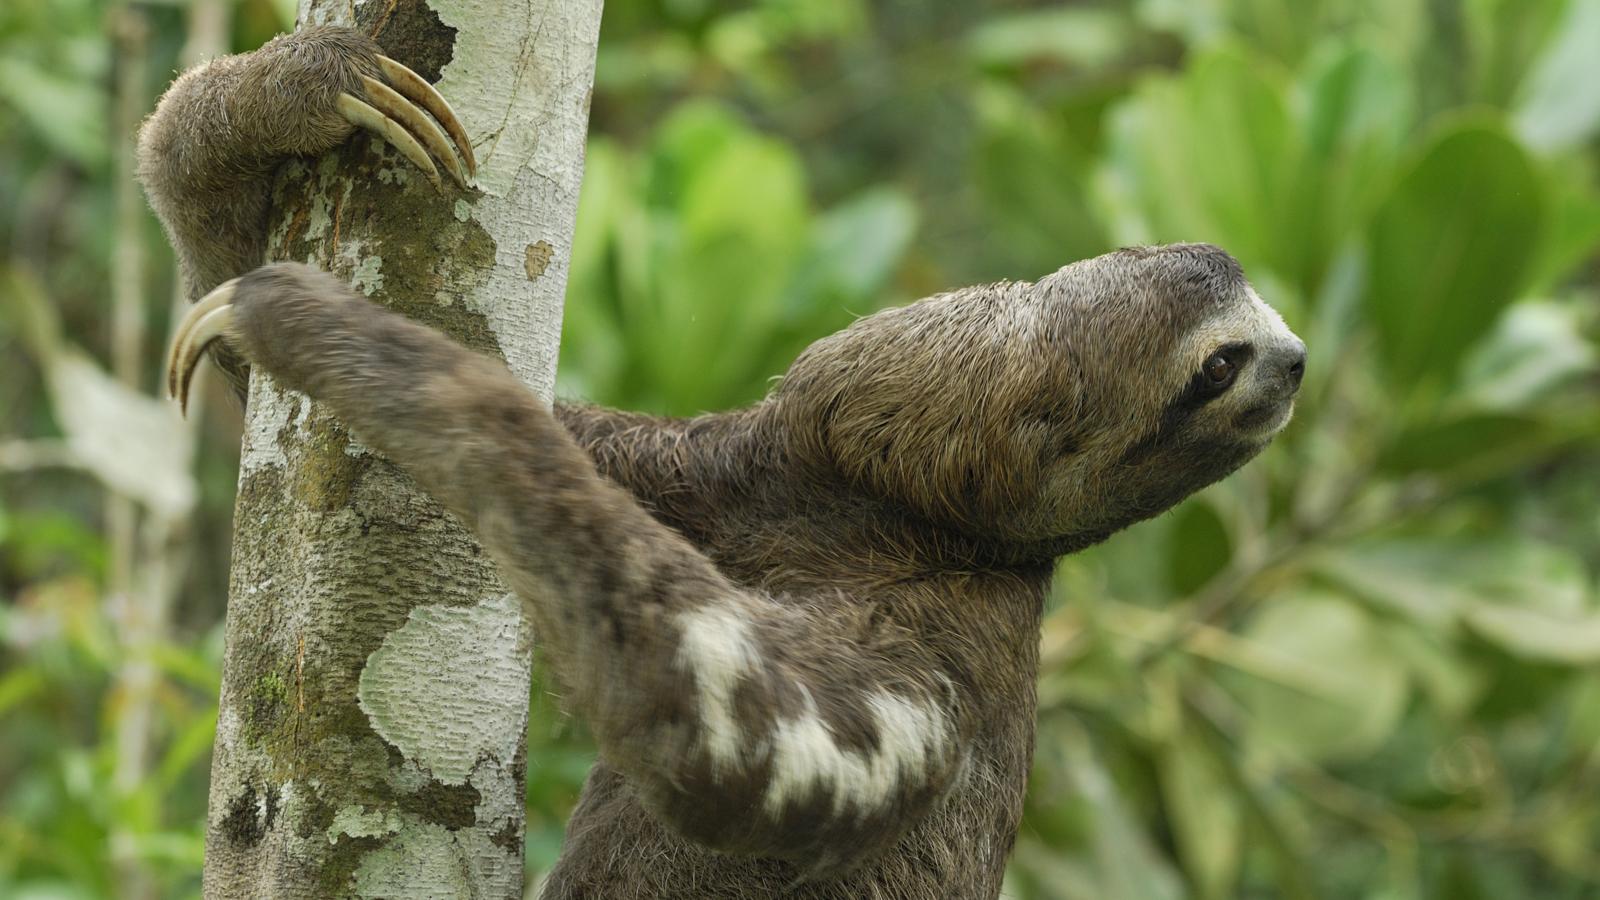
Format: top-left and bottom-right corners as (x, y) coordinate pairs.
(1281, 340), (1307, 393)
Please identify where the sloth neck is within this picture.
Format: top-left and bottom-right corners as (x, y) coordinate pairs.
(556, 401), (1069, 578)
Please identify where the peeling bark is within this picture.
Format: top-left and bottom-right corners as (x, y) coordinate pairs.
(200, 0), (602, 895)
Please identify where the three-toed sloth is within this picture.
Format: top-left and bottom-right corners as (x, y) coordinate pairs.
(142, 26), (1306, 900)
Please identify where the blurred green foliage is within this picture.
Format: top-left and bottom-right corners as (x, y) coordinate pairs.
(2, 0), (1599, 898)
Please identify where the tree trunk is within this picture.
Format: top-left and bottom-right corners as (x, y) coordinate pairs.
(200, 0), (601, 895)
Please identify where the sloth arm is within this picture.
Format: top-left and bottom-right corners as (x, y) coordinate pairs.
(177, 263), (974, 875)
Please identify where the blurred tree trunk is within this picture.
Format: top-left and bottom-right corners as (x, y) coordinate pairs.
(200, 0), (601, 895)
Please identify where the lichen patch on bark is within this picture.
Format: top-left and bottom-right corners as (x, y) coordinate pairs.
(365, 0), (458, 82)
(348, 250), (385, 296)
(358, 592), (532, 785)
(288, 408), (364, 512)
(524, 240), (553, 279)
(328, 804), (404, 843)
(351, 822), (518, 898)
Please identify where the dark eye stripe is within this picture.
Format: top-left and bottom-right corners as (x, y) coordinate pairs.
(1119, 342), (1255, 465)
(1175, 342), (1254, 408)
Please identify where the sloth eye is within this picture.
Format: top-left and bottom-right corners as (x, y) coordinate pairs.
(1203, 351), (1236, 386)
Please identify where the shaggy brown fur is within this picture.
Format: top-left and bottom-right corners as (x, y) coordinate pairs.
(142, 27), (1306, 900)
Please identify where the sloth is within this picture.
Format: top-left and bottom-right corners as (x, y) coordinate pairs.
(143, 26), (1306, 900)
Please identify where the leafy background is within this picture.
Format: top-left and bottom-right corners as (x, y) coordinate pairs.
(3, 0), (1599, 897)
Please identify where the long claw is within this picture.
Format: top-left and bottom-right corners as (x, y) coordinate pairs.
(359, 75), (468, 188)
(166, 278), (238, 399)
(375, 55), (477, 177)
(337, 93), (442, 189)
(167, 279), (238, 416)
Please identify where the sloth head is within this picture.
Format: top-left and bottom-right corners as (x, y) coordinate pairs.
(774, 243), (1306, 552)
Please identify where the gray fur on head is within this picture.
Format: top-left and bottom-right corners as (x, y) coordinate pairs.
(775, 243), (1304, 548)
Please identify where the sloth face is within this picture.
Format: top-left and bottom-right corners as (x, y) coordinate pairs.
(774, 242), (1304, 553)
(1105, 283), (1303, 519)
(1030, 243), (1305, 541)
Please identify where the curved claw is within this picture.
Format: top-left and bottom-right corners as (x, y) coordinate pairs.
(360, 75), (468, 188)
(337, 93), (442, 189)
(335, 56), (476, 192)
(166, 279), (239, 416)
(375, 55), (477, 177)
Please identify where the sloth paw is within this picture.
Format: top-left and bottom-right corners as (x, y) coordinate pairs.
(337, 54), (477, 189)
(254, 27), (477, 189)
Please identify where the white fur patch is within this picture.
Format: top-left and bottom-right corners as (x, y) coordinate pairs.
(763, 687), (950, 819)
(675, 604), (954, 819)
(675, 604), (765, 768)
(1181, 285), (1295, 369)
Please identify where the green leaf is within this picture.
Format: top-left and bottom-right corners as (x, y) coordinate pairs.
(1134, 0), (1230, 50)
(4, 882), (98, 900)
(1023, 724), (1189, 900)
(657, 128), (808, 405)
(1158, 731), (1241, 900)
(1528, 154), (1600, 291)
(1301, 43), (1410, 163)
(3, 267), (197, 516)
(1167, 500), (1232, 596)
(798, 186), (917, 303)
(1465, 604), (1600, 665)
(0, 667), (46, 717)
(155, 709), (219, 789)
(1384, 625), (1484, 717)
(1457, 299), (1599, 411)
(1100, 47), (1299, 272)
(974, 83), (1108, 273)
(574, 102), (817, 412)
(1319, 538), (1592, 625)
(1097, 44), (1394, 295)
(560, 101), (917, 416)
(1231, 591), (1409, 762)
(967, 8), (1133, 70)
(1316, 542), (1481, 627)
(0, 57), (107, 171)
(1293, 44), (1411, 289)
(560, 139), (634, 401)
(1377, 412), (1565, 478)
(1363, 120), (1545, 385)
(271, 0), (299, 29)
(48, 353), (198, 517)
(1464, 0), (1572, 106)
(1512, 0), (1600, 151)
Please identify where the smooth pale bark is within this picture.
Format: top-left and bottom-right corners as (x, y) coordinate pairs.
(200, 0), (601, 895)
